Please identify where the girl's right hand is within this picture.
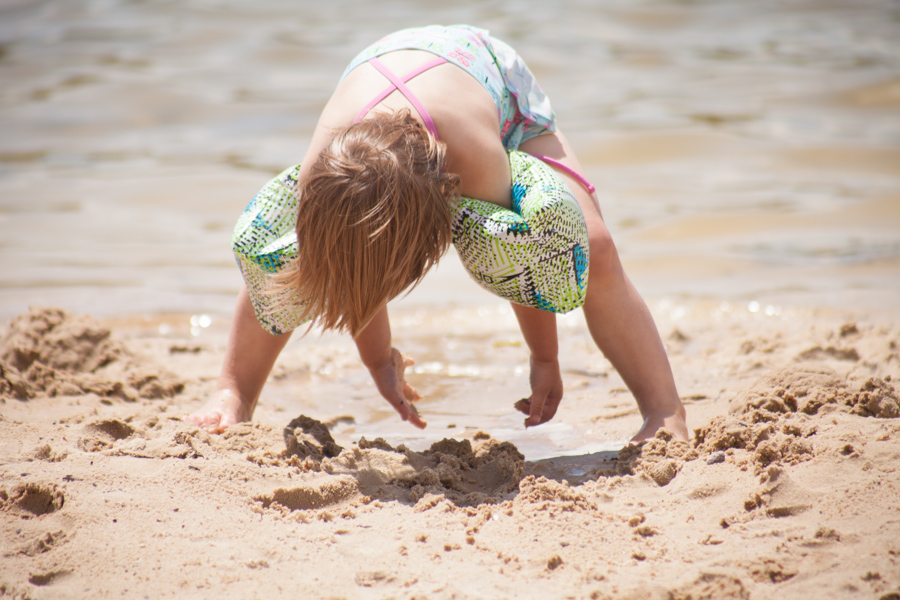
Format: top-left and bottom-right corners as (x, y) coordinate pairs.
(367, 347), (427, 429)
(184, 388), (254, 433)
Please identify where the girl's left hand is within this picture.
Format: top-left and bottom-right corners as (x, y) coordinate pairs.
(514, 357), (564, 427)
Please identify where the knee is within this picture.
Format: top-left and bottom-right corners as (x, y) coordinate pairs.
(585, 219), (622, 282)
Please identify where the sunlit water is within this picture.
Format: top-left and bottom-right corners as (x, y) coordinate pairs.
(2, 0), (899, 458)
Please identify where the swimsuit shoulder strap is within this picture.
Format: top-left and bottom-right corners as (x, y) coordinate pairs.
(529, 154), (596, 194)
(353, 56), (448, 140)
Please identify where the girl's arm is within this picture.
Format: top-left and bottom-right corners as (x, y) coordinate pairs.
(510, 303), (564, 427)
(186, 284), (292, 432)
(354, 305), (427, 428)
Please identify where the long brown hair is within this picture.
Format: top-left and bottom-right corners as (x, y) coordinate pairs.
(271, 110), (460, 336)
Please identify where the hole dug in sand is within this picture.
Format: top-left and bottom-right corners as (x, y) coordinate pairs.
(255, 416), (526, 515)
(28, 570), (71, 587)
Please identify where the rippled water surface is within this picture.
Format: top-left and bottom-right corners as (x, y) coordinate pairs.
(2, 0), (898, 319)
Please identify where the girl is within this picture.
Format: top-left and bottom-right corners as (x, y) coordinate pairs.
(186, 25), (688, 442)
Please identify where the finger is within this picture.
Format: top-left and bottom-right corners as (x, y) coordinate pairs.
(403, 381), (422, 402)
(525, 393), (547, 428)
(393, 351), (421, 402)
(392, 350), (415, 374)
(406, 404), (427, 429)
(397, 398), (427, 429)
(540, 395), (562, 423)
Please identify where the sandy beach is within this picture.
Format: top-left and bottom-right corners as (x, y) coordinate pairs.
(2, 303), (899, 599)
(2, 0), (899, 598)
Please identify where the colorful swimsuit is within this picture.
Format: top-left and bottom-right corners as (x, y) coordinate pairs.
(232, 26), (593, 334)
(345, 25), (595, 193)
(343, 24), (554, 151)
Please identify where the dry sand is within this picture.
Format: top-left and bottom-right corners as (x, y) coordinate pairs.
(1, 305), (899, 600)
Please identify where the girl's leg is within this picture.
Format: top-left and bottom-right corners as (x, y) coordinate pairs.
(185, 284), (292, 433)
(519, 131), (688, 441)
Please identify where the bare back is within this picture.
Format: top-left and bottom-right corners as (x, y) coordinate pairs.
(300, 50), (514, 209)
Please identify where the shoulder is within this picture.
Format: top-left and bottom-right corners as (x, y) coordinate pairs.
(434, 95), (511, 208)
(441, 121), (511, 208)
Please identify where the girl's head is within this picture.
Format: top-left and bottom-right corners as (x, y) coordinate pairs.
(275, 110), (460, 336)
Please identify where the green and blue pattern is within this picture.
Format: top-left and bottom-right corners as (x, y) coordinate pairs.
(451, 151), (589, 314)
(232, 152), (589, 334)
(232, 164), (306, 334)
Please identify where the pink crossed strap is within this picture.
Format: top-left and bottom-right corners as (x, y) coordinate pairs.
(353, 56), (448, 140)
(351, 56), (596, 195)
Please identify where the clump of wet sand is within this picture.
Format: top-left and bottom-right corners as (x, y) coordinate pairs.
(693, 362), (899, 472)
(0, 307), (183, 402)
(257, 422), (525, 513)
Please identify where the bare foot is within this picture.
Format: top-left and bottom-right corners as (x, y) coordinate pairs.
(631, 410), (689, 443)
(184, 388), (254, 434)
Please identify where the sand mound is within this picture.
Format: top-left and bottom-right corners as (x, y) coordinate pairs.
(78, 419), (137, 452)
(728, 362), (898, 418)
(283, 415), (343, 459)
(694, 413), (817, 470)
(250, 417), (526, 513)
(254, 476), (360, 512)
(852, 377), (900, 418)
(513, 475), (597, 515)
(729, 363), (847, 415)
(0, 307), (183, 402)
(696, 363), (898, 472)
(617, 429), (699, 486)
(346, 434), (525, 505)
(1, 307), (122, 374)
(743, 466), (815, 518)
(29, 443), (68, 463)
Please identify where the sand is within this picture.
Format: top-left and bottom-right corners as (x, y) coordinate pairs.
(1, 305), (899, 600)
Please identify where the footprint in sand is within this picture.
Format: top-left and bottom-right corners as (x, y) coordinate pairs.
(77, 418), (136, 452)
(0, 482), (65, 518)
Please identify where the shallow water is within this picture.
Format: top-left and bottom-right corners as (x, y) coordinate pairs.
(1, 0), (899, 455)
(1, 0), (898, 320)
